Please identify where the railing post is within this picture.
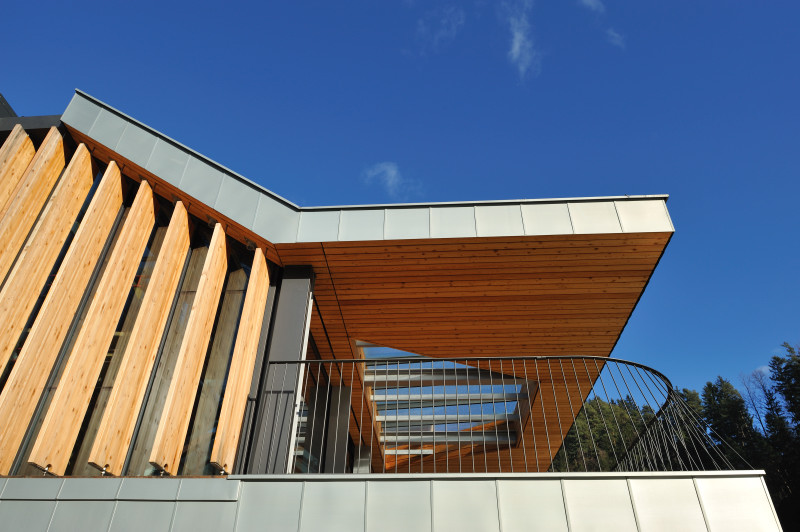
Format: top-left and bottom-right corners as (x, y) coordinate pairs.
(245, 266), (314, 474)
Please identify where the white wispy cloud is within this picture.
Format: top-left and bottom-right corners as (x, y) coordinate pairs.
(606, 28), (625, 48)
(362, 162), (421, 199)
(504, 0), (540, 79)
(579, 0), (605, 13)
(417, 6), (466, 53)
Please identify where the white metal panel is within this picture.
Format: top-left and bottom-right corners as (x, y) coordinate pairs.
(88, 108), (127, 151)
(146, 140), (189, 186)
(562, 479), (638, 532)
(115, 123), (157, 166)
(496, 479), (568, 532)
(567, 202), (622, 234)
(384, 208), (430, 239)
(431, 480), (500, 532)
(61, 93), (100, 133)
(695, 477), (781, 532)
(628, 478), (707, 532)
(235, 482), (303, 532)
(475, 205), (524, 237)
(214, 176), (261, 229)
(252, 195), (300, 244)
(297, 210), (341, 242)
(339, 209), (385, 241)
(521, 203), (573, 235)
(430, 207), (477, 238)
(180, 157), (225, 207)
(366, 481), (431, 532)
(300, 481), (366, 532)
(615, 200), (673, 233)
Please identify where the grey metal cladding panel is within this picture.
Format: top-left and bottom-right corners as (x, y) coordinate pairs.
(146, 140), (190, 186)
(430, 206), (477, 238)
(615, 199), (674, 233)
(300, 481), (365, 532)
(431, 480), (500, 532)
(235, 481), (303, 532)
(171, 501), (237, 532)
(88, 108), (127, 150)
(338, 209), (385, 241)
(177, 478), (240, 501)
(628, 478), (706, 532)
(61, 93), (101, 134)
(496, 479), (568, 532)
(48, 500), (116, 532)
(521, 203), (574, 236)
(0, 478), (5, 497)
(116, 123), (157, 167)
(58, 478), (122, 500)
(117, 478), (181, 500)
(109, 501), (175, 532)
(252, 195), (301, 244)
(0, 500), (57, 532)
(179, 157), (224, 208)
(695, 477), (781, 532)
(384, 208), (430, 239)
(0, 477), (63, 499)
(213, 175), (261, 229)
(567, 201), (622, 234)
(297, 210), (341, 243)
(366, 480), (431, 532)
(475, 205), (524, 237)
(562, 479), (638, 532)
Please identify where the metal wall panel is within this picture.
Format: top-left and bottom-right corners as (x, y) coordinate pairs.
(0, 500), (57, 532)
(615, 200), (674, 233)
(116, 123), (157, 165)
(117, 478), (180, 500)
(61, 93), (100, 133)
(628, 478), (707, 532)
(430, 206), (477, 238)
(496, 479), (568, 532)
(235, 482), (303, 532)
(180, 158), (224, 207)
(431, 480), (500, 532)
(48, 500), (116, 532)
(695, 476), (781, 532)
(88, 108), (127, 151)
(521, 203), (573, 235)
(0, 478), (63, 499)
(252, 195), (301, 244)
(562, 479), (638, 532)
(172, 501), (237, 532)
(214, 177), (261, 229)
(366, 480), (431, 532)
(177, 479), (240, 501)
(384, 208), (430, 239)
(146, 140), (189, 185)
(108, 501), (175, 532)
(297, 210), (341, 242)
(58, 478), (122, 500)
(339, 209), (385, 241)
(475, 205), (524, 237)
(567, 202), (622, 234)
(300, 481), (366, 532)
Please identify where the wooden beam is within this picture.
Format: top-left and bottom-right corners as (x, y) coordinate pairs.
(0, 127), (65, 284)
(210, 247), (271, 473)
(88, 201), (190, 476)
(149, 223), (228, 475)
(0, 144), (93, 376)
(27, 180), (155, 476)
(0, 124), (35, 211)
(0, 162), (124, 475)
(183, 269), (248, 474)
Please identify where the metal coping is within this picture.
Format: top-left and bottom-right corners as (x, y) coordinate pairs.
(61, 90), (675, 244)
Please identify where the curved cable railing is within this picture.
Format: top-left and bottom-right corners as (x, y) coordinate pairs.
(257, 355), (745, 474)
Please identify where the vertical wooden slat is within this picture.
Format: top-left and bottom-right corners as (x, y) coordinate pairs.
(210, 247), (271, 473)
(27, 180), (156, 475)
(88, 202), (190, 476)
(0, 162), (124, 475)
(0, 124), (35, 210)
(0, 144), (93, 375)
(182, 269), (247, 474)
(149, 223), (228, 475)
(0, 127), (65, 283)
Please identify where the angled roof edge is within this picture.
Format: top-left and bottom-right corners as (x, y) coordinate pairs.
(61, 90), (674, 244)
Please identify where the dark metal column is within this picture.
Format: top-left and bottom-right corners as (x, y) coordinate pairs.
(246, 266), (314, 474)
(324, 386), (352, 473)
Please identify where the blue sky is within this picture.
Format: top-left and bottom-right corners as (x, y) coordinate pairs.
(2, 1), (798, 393)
